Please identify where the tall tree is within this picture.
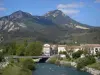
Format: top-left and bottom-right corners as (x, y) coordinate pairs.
(25, 41), (42, 56)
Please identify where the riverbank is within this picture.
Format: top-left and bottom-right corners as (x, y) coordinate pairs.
(1, 63), (32, 75)
(46, 55), (100, 75)
(0, 58), (36, 75)
(85, 67), (100, 75)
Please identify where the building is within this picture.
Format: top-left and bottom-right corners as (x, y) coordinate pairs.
(81, 44), (100, 55)
(58, 45), (67, 54)
(66, 46), (83, 52)
(42, 43), (100, 56)
(42, 44), (51, 56)
(50, 45), (58, 56)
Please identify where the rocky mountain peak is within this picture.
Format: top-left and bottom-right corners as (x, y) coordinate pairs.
(44, 10), (65, 17)
(9, 10), (32, 20)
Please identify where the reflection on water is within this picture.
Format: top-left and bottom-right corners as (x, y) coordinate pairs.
(33, 63), (91, 75)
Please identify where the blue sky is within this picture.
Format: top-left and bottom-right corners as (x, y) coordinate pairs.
(0, 0), (100, 26)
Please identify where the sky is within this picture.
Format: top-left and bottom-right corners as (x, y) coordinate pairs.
(0, 0), (100, 26)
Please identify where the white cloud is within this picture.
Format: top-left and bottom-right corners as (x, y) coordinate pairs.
(57, 2), (84, 9)
(0, 7), (6, 11)
(57, 2), (84, 15)
(59, 9), (80, 15)
(95, 0), (100, 3)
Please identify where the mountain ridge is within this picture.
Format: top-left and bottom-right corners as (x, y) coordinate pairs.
(0, 9), (100, 44)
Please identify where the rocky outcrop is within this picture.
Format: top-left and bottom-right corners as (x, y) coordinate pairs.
(85, 67), (100, 75)
(0, 62), (9, 69)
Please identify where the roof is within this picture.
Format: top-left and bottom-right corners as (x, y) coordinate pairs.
(58, 45), (67, 47)
(66, 46), (82, 49)
(43, 44), (50, 47)
(81, 44), (100, 47)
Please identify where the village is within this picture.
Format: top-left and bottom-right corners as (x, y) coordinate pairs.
(42, 43), (100, 75)
(43, 43), (100, 57)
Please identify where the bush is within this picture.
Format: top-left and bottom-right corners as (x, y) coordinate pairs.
(46, 55), (58, 64)
(76, 56), (96, 70)
(72, 50), (83, 59)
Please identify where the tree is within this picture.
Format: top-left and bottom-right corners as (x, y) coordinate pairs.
(21, 59), (35, 70)
(76, 55), (96, 70)
(0, 52), (3, 62)
(72, 50), (83, 59)
(25, 41), (43, 56)
(6, 41), (17, 55)
(83, 49), (89, 56)
(16, 45), (25, 56)
(96, 52), (100, 58)
(24, 39), (28, 47)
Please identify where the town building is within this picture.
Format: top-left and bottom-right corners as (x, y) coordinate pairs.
(81, 44), (100, 55)
(58, 45), (67, 54)
(42, 43), (100, 56)
(42, 44), (51, 56)
(50, 45), (58, 56)
(66, 46), (83, 52)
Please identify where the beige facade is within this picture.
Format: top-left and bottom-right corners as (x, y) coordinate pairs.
(58, 45), (67, 54)
(81, 44), (100, 55)
(42, 44), (51, 56)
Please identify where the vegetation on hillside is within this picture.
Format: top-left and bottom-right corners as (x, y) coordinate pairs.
(3, 40), (43, 56)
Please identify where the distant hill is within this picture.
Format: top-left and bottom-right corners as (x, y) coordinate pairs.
(0, 10), (100, 44)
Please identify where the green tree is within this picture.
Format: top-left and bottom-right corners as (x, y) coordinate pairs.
(24, 40), (28, 47)
(16, 45), (25, 56)
(7, 41), (17, 55)
(21, 59), (35, 70)
(25, 41), (42, 56)
(76, 56), (96, 70)
(96, 52), (100, 58)
(83, 49), (89, 56)
(72, 50), (83, 59)
(0, 52), (3, 62)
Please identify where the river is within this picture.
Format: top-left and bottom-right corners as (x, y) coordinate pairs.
(33, 63), (91, 75)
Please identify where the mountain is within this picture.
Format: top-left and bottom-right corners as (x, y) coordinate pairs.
(0, 10), (100, 44)
(44, 10), (91, 29)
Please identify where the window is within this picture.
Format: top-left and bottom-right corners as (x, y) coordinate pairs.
(95, 48), (98, 52)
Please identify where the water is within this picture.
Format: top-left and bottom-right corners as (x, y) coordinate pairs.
(33, 63), (91, 75)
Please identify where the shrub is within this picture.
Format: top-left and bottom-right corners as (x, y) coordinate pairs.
(76, 56), (96, 70)
(21, 59), (35, 70)
(72, 50), (83, 59)
(46, 55), (58, 64)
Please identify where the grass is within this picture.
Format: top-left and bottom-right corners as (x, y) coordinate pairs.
(87, 62), (100, 70)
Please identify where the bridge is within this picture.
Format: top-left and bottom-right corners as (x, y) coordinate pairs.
(4, 56), (51, 59)
(4, 55), (52, 63)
